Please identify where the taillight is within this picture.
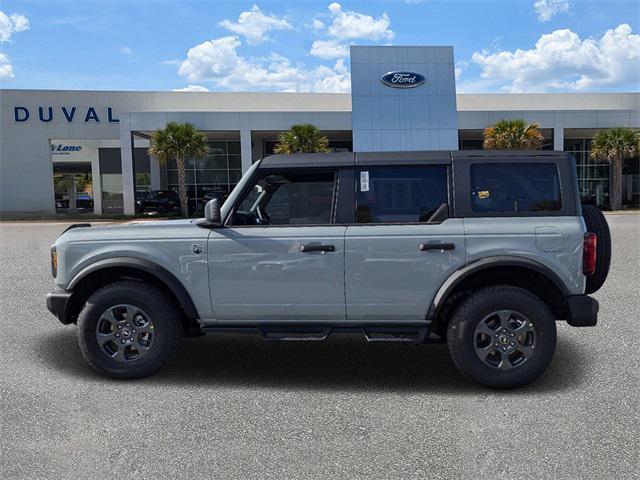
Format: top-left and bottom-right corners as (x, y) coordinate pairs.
(583, 233), (597, 276)
(51, 246), (57, 278)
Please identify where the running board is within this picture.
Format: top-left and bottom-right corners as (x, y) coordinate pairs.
(200, 324), (434, 343)
(259, 326), (332, 342)
(361, 326), (428, 343)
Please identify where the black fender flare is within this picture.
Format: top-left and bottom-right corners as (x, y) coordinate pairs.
(427, 256), (570, 320)
(67, 257), (199, 320)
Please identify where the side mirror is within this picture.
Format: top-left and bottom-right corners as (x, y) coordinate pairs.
(204, 198), (221, 226)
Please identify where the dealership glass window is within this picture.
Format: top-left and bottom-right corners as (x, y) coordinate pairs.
(564, 138), (611, 208)
(52, 162), (94, 214)
(356, 166), (448, 223)
(99, 148), (124, 214)
(470, 163), (562, 213)
(136, 173), (151, 191)
(134, 147), (152, 192)
(166, 140), (242, 212)
(101, 174), (124, 213)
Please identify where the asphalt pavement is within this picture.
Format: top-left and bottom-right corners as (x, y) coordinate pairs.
(0, 215), (638, 479)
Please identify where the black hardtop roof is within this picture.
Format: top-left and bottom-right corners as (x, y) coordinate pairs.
(258, 150), (571, 169)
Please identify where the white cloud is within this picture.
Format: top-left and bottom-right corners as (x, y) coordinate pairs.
(309, 4), (393, 59)
(471, 24), (640, 92)
(310, 39), (349, 59)
(173, 85), (210, 92)
(178, 36), (243, 82)
(534, 0), (571, 22)
(326, 3), (393, 41)
(177, 35), (350, 93)
(311, 18), (325, 31)
(219, 4), (291, 45)
(0, 11), (29, 43)
(118, 46), (133, 55)
(0, 52), (14, 79)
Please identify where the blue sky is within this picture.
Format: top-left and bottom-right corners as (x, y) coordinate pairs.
(0, 0), (638, 93)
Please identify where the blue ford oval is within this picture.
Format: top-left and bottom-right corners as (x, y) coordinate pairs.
(381, 71), (426, 88)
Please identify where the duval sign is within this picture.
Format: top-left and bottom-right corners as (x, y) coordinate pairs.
(381, 71), (426, 88)
(14, 106), (119, 123)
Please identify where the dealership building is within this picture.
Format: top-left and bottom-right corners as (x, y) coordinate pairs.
(1, 46), (638, 216)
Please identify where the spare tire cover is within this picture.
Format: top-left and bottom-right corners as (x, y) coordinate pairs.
(581, 204), (611, 294)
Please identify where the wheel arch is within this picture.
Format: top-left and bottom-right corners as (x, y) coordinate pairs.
(66, 257), (199, 327)
(428, 256), (570, 329)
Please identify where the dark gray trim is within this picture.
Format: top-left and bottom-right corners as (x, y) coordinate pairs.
(335, 167), (355, 224)
(427, 256), (570, 319)
(451, 150), (570, 159)
(46, 290), (73, 324)
(567, 153), (583, 215)
(356, 151), (451, 166)
(566, 295), (598, 327)
(67, 257), (199, 319)
(260, 152), (354, 169)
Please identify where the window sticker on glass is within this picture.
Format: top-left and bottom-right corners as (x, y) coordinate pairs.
(360, 171), (370, 192)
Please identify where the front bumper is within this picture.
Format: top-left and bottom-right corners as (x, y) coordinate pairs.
(46, 290), (73, 325)
(566, 295), (599, 327)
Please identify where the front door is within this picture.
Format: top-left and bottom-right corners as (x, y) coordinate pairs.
(208, 168), (346, 322)
(52, 162), (94, 214)
(345, 164), (466, 321)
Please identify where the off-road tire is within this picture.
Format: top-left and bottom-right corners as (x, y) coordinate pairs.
(581, 204), (611, 294)
(77, 281), (182, 379)
(447, 286), (556, 389)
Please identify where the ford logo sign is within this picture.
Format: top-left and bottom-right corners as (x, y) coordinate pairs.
(381, 71), (425, 88)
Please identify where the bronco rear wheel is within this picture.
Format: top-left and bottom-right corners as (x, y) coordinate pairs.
(77, 281), (181, 379)
(447, 285), (556, 389)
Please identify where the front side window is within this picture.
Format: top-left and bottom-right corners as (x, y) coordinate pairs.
(231, 170), (336, 226)
(471, 163), (562, 213)
(356, 166), (449, 223)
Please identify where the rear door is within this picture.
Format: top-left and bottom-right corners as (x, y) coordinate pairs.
(344, 163), (466, 321)
(208, 167), (347, 322)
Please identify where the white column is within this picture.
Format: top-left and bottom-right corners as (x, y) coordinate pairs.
(553, 127), (564, 152)
(120, 117), (136, 215)
(91, 150), (103, 215)
(240, 129), (252, 173)
(150, 155), (161, 190)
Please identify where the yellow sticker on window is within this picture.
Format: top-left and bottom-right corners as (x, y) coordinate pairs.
(478, 190), (490, 199)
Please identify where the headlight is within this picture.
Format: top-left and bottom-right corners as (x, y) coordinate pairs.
(51, 246), (57, 278)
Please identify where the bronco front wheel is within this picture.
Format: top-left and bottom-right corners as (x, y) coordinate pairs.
(447, 285), (556, 389)
(77, 281), (182, 379)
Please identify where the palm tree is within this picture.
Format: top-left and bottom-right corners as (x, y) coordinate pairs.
(274, 124), (330, 154)
(590, 127), (640, 210)
(483, 119), (544, 150)
(149, 122), (208, 217)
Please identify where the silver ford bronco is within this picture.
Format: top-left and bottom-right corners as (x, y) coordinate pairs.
(46, 151), (610, 388)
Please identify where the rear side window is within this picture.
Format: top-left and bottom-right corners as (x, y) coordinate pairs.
(471, 163), (562, 213)
(356, 166), (448, 223)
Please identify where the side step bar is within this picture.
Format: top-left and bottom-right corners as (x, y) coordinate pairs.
(201, 324), (436, 344)
(361, 326), (428, 343)
(259, 326), (332, 342)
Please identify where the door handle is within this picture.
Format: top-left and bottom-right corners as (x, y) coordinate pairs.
(300, 244), (335, 253)
(418, 243), (455, 251)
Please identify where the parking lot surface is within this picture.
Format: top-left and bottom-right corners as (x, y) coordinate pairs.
(1, 215), (638, 479)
